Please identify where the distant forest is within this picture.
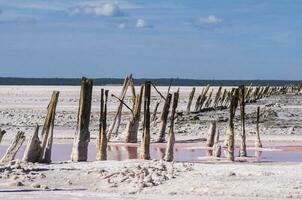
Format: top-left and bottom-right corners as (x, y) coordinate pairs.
(0, 77), (301, 86)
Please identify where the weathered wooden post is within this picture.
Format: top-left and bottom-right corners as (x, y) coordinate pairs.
(157, 93), (172, 142)
(186, 87), (195, 114)
(239, 85), (247, 157)
(164, 91), (179, 162)
(141, 81), (151, 160)
(96, 89), (109, 161)
(227, 88), (239, 161)
(0, 129), (6, 144)
(39, 91), (59, 163)
(206, 121), (216, 147)
(255, 106), (263, 148)
(125, 85), (144, 143)
(108, 75), (131, 140)
(213, 129), (221, 157)
(152, 102), (160, 122)
(23, 125), (41, 162)
(1, 131), (25, 163)
(71, 77), (93, 162)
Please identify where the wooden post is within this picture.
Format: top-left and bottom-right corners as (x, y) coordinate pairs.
(0, 129), (6, 144)
(108, 75), (131, 140)
(213, 131), (221, 158)
(239, 85), (247, 157)
(140, 81), (151, 160)
(186, 87), (195, 114)
(152, 102), (160, 122)
(23, 125), (41, 162)
(206, 121), (216, 147)
(39, 91), (59, 163)
(227, 88), (239, 161)
(1, 131), (25, 163)
(125, 85), (144, 143)
(213, 86), (222, 108)
(255, 106), (263, 148)
(97, 89), (109, 160)
(157, 93), (172, 142)
(164, 91), (179, 162)
(71, 77), (93, 162)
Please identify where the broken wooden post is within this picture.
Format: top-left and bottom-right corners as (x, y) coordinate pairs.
(164, 91), (179, 162)
(39, 91), (59, 163)
(125, 85), (144, 143)
(186, 87), (195, 114)
(152, 102), (160, 122)
(108, 75), (131, 141)
(227, 88), (239, 161)
(23, 125), (41, 162)
(140, 81), (151, 160)
(1, 131), (25, 163)
(71, 77), (93, 162)
(239, 85), (247, 157)
(206, 121), (216, 147)
(0, 129), (6, 144)
(255, 106), (263, 148)
(96, 89), (109, 161)
(157, 93), (172, 142)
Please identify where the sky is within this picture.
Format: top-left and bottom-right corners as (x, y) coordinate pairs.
(0, 0), (301, 79)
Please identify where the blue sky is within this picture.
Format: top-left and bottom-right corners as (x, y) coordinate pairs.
(0, 0), (301, 79)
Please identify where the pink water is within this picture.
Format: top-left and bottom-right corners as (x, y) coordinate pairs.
(0, 143), (301, 163)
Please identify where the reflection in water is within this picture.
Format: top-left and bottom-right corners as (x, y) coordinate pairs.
(206, 149), (213, 156)
(0, 144), (301, 163)
(255, 151), (263, 162)
(125, 146), (138, 159)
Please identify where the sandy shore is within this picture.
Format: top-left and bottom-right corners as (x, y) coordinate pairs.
(0, 86), (301, 199)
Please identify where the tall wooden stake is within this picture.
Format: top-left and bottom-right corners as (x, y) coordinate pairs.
(186, 87), (195, 114)
(239, 85), (247, 157)
(164, 91), (179, 162)
(141, 81), (151, 160)
(255, 106), (263, 148)
(227, 88), (239, 161)
(125, 85), (144, 143)
(39, 91), (59, 163)
(71, 77), (93, 162)
(157, 93), (172, 142)
(97, 89), (109, 160)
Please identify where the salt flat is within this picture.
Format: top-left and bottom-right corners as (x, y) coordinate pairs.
(0, 85), (302, 199)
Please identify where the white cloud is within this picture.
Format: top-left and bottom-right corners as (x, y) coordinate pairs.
(199, 15), (222, 24)
(135, 19), (152, 28)
(70, 3), (123, 17)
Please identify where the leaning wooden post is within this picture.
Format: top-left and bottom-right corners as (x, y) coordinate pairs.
(140, 81), (151, 160)
(125, 85), (144, 143)
(152, 102), (160, 122)
(164, 91), (179, 162)
(97, 89), (109, 160)
(157, 93), (172, 142)
(186, 87), (195, 114)
(213, 129), (221, 157)
(255, 106), (263, 148)
(108, 75), (130, 140)
(227, 88), (239, 161)
(206, 121), (216, 147)
(239, 85), (247, 157)
(39, 91), (60, 163)
(0, 129), (6, 144)
(71, 77), (93, 162)
(1, 131), (25, 163)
